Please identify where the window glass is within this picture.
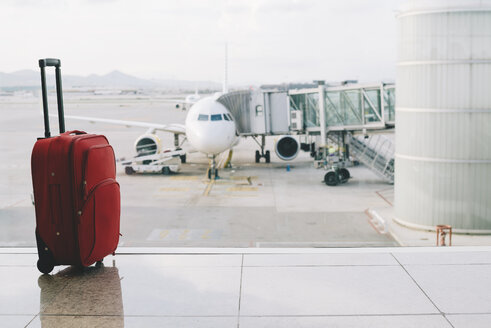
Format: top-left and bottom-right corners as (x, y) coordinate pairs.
(211, 114), (222, 121)
(198, 114), (209, 121)
(223, 113), (230, 121)
(255, 105), (263, 116)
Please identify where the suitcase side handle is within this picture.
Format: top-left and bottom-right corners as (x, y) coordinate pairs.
(39, 58), (65, 138)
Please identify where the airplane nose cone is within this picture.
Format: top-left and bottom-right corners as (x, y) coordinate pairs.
(184, 97), (236, 155)
(186, 122), (235, 155)
(196, 127), (232, 154)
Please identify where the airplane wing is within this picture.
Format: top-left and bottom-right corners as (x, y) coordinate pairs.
(50, 114), (186, 135)
(158, 98), (187, 103)
(158, 98), (198, 107)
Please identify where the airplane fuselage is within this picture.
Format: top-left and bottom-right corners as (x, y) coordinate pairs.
(184, 96), (237, 156)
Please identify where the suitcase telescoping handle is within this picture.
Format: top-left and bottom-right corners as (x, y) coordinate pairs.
(39, 58), (65, 138)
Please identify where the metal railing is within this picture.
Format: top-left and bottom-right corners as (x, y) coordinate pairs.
(289, 83), (395, 132)
(349, 134), (395, 183)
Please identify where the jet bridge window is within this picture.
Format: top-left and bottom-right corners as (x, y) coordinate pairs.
(211, 114), (222, 121)
(198, 114), (209, 121)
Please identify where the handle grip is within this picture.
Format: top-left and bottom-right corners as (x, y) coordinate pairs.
(39, 58), (61, 68)
(39, 58), (65, 138)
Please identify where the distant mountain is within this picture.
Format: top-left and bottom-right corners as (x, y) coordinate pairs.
(64, 70), (158, 88)
(0, 69), (221, 91)
(0, 70), (40, 87)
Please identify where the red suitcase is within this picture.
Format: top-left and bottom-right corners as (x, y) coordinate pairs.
(32, 58), (120, 274)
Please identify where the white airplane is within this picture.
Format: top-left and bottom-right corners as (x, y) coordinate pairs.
(179, 90), (201, 110)
(160, 90), (201, 110)
(55, 45), (300, 179)
(60, 91), (238, 179)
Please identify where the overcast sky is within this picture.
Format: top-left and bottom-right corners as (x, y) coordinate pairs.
(0, 0), (403, 85)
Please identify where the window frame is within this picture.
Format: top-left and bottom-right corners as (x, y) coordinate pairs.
(198, 114), (209, 121)
(210, 114), (223, 121)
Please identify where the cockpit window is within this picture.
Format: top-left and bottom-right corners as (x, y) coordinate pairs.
(210, 114), (222, 121)
(198, 114), (209, 121)
(223, 114), (230, 121)
(226, 114), (234, 121)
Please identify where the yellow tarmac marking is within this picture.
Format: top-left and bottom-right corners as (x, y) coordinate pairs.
(227, 186), (258, 192)
(159, 230), (169, 239)
(229, 176), (255, 185)
(201, 230), (211, 239)
(179, 229), (189, 240)
(208, 177), (256, 186)
(158, 187), (190, 192)
(203, 180), (215, 196)
(229, 176), (257, 181)
(213, 180), (238, 185)
(170, 176), (200, 181)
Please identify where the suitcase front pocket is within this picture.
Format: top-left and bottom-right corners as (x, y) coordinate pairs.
(82, 144), (116, 199)
(78, 179), (120, 266)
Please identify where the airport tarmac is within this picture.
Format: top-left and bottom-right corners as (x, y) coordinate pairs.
(0, 94), (397, 248)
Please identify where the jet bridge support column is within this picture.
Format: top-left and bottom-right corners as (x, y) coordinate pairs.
(318, 85), (327, 160)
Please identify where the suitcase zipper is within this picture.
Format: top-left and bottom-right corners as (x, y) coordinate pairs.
(77, 178), (118, 221)
(78, 178), (120, 265)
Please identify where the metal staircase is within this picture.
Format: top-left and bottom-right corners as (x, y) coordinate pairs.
(348, 134), (395, 183)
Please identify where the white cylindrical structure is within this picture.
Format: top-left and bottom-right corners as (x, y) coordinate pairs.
(395, 0), (491, 232)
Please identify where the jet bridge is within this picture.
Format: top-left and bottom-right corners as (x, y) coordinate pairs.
(288, 83), (395, 185)
(289, 82), (395, 135)
(217, 83), (396, 183)
(217, 89), (290, 136)
(218, 89), (292, 162)
(218, 83), (395, 136)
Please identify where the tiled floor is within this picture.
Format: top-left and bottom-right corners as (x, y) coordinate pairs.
(1, 247), (491, 327)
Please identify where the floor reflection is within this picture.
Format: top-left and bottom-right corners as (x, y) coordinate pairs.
(38, 261), (124, 327)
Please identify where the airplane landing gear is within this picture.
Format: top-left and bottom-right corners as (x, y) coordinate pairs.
(208, 168), (219, 179)
(255, 150), (270, 163)
(208, 155), (219, 180)
(253, 135), (270, 163)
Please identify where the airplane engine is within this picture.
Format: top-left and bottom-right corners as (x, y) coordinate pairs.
(134, 134), (162, 156)
(275, 136), (299, 161)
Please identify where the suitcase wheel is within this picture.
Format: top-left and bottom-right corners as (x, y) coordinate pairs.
(37, 259), (54, 274)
